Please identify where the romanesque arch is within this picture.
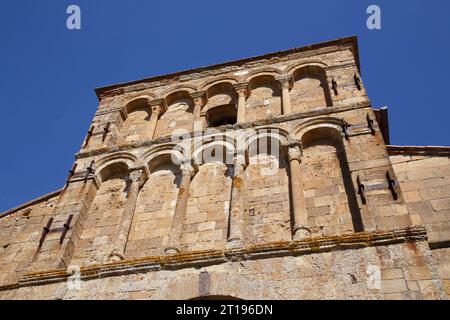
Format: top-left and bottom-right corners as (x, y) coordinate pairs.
(203, 82), (237, 127)
(243, 67), (282, 82)
(245, 75), (282, 122)
(153, 90), (195, 139)
(71, 161), (131, 265)
(184, 138), (235, 251)
(95, 152), (138, 174)
(120, 97), (152, 143)
(297, 125), (363, 236)
(243, 128), (291, 244)
(200, 77), (238, 92)
(290, 65), (332, 113)
(126, 151), (182, 258)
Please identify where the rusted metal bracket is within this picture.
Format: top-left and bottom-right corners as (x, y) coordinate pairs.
(356, 176), (366, 205)
(84, 126), (95, 147)
(102, 122), (110, 142)
(38, 214), (74, 248)
(386, 170), (398, 200)
(65, 163), (78, 185)
(341, 118), (350, 140)
(354, 74), (362, 90)
(59, 214), (74, 244)
(331, 78), (338, 95)
(367, 113), (375, 135)
(38, 218), (54, 248)
(84, 160), (95, 182)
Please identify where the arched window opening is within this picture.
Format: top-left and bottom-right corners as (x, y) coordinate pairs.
(206, 104), (237, 127)
(204, 82), (237, 128)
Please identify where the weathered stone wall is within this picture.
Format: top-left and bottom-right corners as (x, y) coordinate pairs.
(0, 37), (448, 300)
(244, 154), (291, 244)
(390, 154), (450, 243)
(431, 248), (450, 296)
(121, 101), (152, 143)
(70, 172), (128, 266)
(302, 142), (357, 236)
(0, 242), (445, 300)
(182, 162), (232, 251)
(0, 192), (60, 286)
(389, 151), (450, 298)
(246, 76), (282, 122)
(155, 96), (194, 139)
(291, 66), (332, 112)
(77, 43), (367, 154)
(126, 164), (180, 258)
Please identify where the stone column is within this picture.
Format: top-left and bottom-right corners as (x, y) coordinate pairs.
(108, 169), (147, 262)
(227, 154), (247, 249)
(190, 91), (207, 132)
(287, 143), (311, 240)
(233, 83), (248, 123)
(147, 99), (166, 140)
(164, 163), (196, 254)
(277, 76), (293, 115)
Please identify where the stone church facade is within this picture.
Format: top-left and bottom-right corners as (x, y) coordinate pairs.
(0, 36), (449, 299)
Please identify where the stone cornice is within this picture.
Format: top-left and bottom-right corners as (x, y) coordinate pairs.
(0, 226), (427, 291)
(0, 189), (63, 219)
(75, 101), (372, 160)
(94, 36), (360, 100)
(387, 145), (450, 157)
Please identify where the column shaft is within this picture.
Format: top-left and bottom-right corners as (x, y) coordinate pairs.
(165, 163), (195, 254)
(278, 77), (293, 114)
(148, 106), (160, 140)
(281, 86), (292, 114)
(288, 145), (310, 240)
(227, 155), (246, 249)
(108, 169), (146, 262)
(237, 91), (246, 123)
(233, 84), (248, 123)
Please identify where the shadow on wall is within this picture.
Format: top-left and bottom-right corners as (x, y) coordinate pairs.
(301, 127), (364, 234)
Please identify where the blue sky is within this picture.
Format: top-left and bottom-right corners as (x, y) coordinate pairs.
(0, 0), (449, 212)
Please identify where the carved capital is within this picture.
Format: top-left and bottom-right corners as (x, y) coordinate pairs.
(190, 91), (207, 106)
(129, 168), (148, 188)
(148, 99), (167, 114)
(233, 83), (249, 96)
(276, 75), (293, 90)
(129, 170), (142, 182)
(234, 153), (246, 169)
(180, 163), (195, 178)
(288, 145), (303, 162)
